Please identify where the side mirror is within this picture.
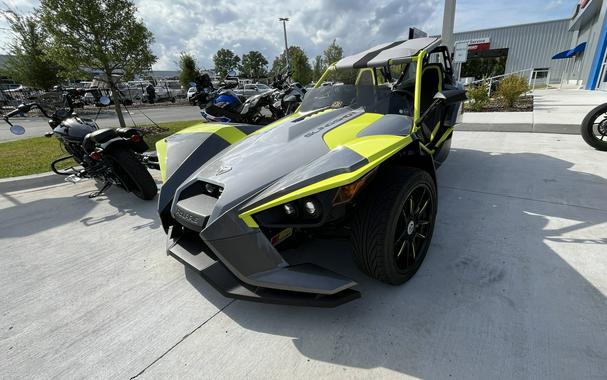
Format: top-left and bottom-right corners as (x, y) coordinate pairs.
(98, 96), (111, 106)
(433, 89), (467, 105)
(10, 125), (25, 135)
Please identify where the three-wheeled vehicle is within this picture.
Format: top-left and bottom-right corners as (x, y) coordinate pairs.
(155, 37), (466, 306)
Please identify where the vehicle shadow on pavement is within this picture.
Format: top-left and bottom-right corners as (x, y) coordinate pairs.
(0, 178), (160, 238)
(184, 148), (607, 378)
(77, 186), (161, 231)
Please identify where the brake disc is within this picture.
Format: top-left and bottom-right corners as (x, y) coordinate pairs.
(598, 117), (607, 136)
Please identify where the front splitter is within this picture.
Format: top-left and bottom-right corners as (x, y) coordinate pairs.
(167, 231), (361, 307)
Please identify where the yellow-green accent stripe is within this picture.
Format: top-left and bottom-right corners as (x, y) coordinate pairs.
(433, 127), (453, 150)
(155, 138), (168, 182)
(413, 50), (426, 127)
(323, 113), (383, 149)
(175, 123), (247, 144)
(239, 135), (413, 228)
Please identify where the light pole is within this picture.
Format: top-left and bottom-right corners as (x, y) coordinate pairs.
(279, 17), (290, 71)
(442, 0), (456, 51)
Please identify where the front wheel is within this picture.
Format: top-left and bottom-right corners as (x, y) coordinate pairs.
(105, 146), (157, 200)
(581, 103), (607, 151)
(351, 167), (437, 285)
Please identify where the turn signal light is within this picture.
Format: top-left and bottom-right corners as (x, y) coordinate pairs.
(130, 134), (142, 143)
(333, 172), (373, 205)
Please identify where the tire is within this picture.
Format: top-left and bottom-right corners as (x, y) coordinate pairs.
(351, 167), (437, 285)
(581, 103), (607, 151)
(105, 146), (157, 200)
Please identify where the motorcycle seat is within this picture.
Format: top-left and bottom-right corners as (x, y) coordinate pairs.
(84, 128), (118, 143)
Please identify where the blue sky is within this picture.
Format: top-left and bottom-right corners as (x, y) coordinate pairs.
(0, 0), (576, 70)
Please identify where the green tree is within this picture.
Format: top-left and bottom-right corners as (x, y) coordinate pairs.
(0, 9), (61, 90)
(213, 48), (240, 78)
(323, 39), (343, 66)
(39, 0), (157, 128)
(240, 51), (268, 80)
(178, 52), (199, 88)
(312, 55), (325, 82)
(271, 46), (313, 85)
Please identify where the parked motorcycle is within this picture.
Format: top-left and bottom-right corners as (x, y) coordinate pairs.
(197, 70), (306, 125)
(581, 103), (607, 151)
(270, 71), (306, 117)
(200, 79), (280, 124)
(4, 93), (159, 200)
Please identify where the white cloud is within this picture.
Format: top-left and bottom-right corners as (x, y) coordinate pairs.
(134, 0), (445, 69)
(0, 0), (573, 70)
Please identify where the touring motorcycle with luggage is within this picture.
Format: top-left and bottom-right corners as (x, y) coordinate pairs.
(4, 92), (158, 200)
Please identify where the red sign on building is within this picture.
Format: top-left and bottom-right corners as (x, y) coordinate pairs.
(466, 38), (491, 51)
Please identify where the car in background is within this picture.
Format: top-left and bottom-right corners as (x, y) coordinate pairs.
(234, 83), (272, 98)
(187, 87), (198, 104)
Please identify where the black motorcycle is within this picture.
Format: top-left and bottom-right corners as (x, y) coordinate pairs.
(270, 72), (306, 118)
(197, 71), (305, 125)
(581, 103), (607, 151)
(4, 93), (158, 200)
(199, 79), (280, 125)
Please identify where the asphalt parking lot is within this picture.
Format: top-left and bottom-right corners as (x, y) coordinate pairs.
(1, 131), (606, 379)
(0, 105), (202, 142)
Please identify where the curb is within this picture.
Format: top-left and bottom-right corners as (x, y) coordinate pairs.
(532, 123), (580, 134)
(457, 123), (533, 133)
(457, 123), (580, 135)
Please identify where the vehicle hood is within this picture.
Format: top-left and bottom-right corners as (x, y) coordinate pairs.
(184, 107), (366, 220)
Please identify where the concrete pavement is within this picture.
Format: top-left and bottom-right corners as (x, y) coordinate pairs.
(533, 89), (607, 133)
(1, 132), (606, 378)
(460, 88), (607, 134)
(0, 105), (202, 142)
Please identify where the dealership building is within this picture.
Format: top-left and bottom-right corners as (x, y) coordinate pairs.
(451, 0), (607, 90)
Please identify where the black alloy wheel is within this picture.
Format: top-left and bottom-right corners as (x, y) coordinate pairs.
(393, 183), (433, 272)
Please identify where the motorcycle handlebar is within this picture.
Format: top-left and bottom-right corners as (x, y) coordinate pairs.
(3, 102), (52, 122)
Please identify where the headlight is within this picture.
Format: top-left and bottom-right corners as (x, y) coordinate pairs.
(254, 194), (329, 228)
(303, 199), (320, 217)
(251, 171), (374, 228)
(283, 203), (297, 217)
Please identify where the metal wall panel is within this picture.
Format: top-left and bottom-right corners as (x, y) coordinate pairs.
(453, 19), (572, 82)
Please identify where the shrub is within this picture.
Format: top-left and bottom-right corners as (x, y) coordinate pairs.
(495, 75), (530, 109)
(466, 82), (490, 112)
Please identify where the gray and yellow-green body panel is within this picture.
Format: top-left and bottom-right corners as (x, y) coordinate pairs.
(156, 37), (463, 306)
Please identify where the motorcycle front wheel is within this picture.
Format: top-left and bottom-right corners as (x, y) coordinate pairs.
(581, 103), (607, 151)
(105, 147), (157, 200)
